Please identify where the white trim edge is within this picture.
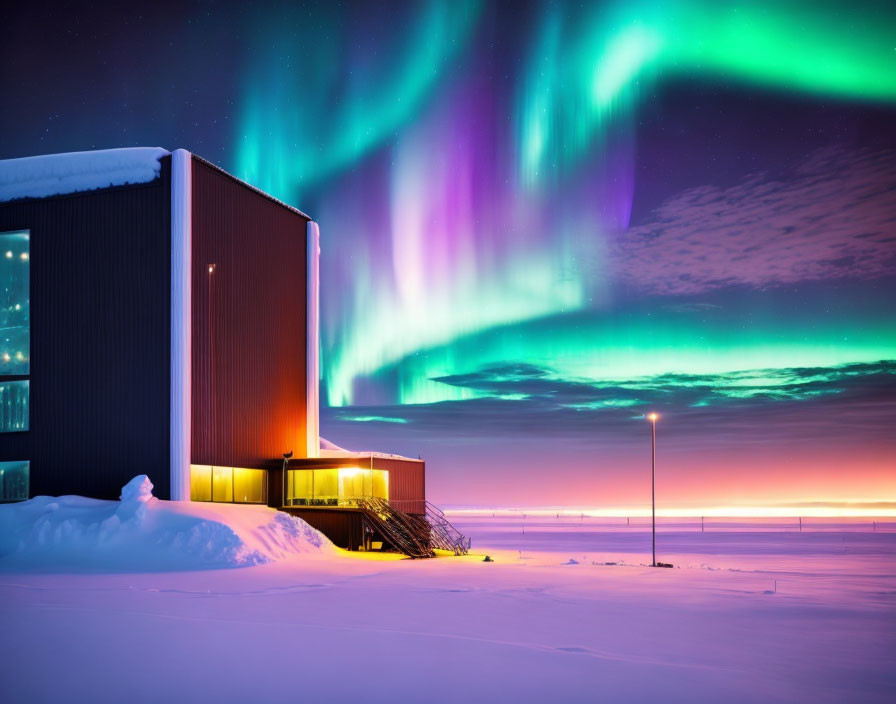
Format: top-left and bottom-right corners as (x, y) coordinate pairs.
(170, 150), (192, 499)
(306, 221), (321, 458)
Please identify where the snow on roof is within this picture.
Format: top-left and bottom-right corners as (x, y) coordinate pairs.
(317, 437), (422, 462)
(0, 147), (170, 203)
(319, 437), (348, 452)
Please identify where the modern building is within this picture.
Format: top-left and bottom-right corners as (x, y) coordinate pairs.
(0, 148), (465, 557)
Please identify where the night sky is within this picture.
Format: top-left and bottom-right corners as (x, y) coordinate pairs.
(3, 1), (894, 513)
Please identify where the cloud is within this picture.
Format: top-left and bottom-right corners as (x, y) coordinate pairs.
(432, 363), (647, 408)
(616, 147), (896, 295)
(434, 360), (895, 409)
(323, 360), (896, 450)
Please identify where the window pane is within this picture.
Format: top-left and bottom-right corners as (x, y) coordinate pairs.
(312, 469), (337, 505)
(212, 467), (233, 502)
(338, 467), (368, 501)
(0, 380), (28, 432)
(233, 468), (266, 503)
(0, 460), (29, 501)
(0, 230), (29, 375)
(371, 470), (389, 500)
(284, 468), (388, 505)
(190, 465), (212, 501)
(288, 470), (313, 505)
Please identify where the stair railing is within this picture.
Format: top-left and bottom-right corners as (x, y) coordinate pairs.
(356, 497), (435, 558)
(423, 501), (469, 555)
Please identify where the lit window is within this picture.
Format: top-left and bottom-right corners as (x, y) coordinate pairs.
(1, 230), (29, 435)
(0, 461), (29, 502)
(285, 467), (388, 507)
(233, 468), (266, 503)
(190, 465), (267, 504)
(190, 465), (212, 501)
(0, 380), (29, 432)
(212, 467), (233, 502)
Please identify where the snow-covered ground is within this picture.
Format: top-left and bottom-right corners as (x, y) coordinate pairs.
(1, 493), (893, 703)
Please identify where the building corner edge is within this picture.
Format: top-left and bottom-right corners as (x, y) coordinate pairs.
(306, 221), (320, 458)
(170, 150), (192, 499)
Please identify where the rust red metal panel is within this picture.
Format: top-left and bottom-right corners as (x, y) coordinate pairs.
(373, 457), (426, 514)
(190, 158), (308, 468)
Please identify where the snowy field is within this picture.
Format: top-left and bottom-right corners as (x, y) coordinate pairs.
(1, 490), (894, 703)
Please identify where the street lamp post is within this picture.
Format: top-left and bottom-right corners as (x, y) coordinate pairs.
(648, 412), (658, 567)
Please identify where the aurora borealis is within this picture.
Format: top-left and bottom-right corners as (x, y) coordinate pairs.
(2, 0), (894, 512)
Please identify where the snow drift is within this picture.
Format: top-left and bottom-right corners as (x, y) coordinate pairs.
(0, 475), (335, 571)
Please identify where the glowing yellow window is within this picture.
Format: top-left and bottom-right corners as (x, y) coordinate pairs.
(212, 467), (233, 502)
(371, 470), (388, 500)
(289, 470), (313, 504)
(338, 467), (367, 500)
(233, 468), (266, 503)
(313, 469), (338, 503)
(190, 465), (212, 501)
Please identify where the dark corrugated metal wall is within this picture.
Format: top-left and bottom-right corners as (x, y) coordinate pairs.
(281, 507), (364, 550)
(190, 158), (308, 469)
(0, 166), (172, 499)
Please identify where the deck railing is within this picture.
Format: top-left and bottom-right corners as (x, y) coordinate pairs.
(284, 496), (426, 514)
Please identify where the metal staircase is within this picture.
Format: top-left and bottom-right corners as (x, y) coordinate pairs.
(357, 497), (435, 558)
(356, 497), (470, 558)
(422, 501), (469, 555)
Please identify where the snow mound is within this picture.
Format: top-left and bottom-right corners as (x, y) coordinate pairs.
(120, 474), (154, 503)
(0, 147), (169, 202)
(0, 476), (335, 572)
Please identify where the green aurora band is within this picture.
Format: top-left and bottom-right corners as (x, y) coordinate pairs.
(231, 0), (896, 410)
(518, 0), (896, 187)
(235, 1), (481, 201)
(375, 306), (896, 407)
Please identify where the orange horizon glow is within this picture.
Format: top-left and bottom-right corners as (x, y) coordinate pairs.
(421, 441), (895, 516)
(444, 505), (896, 518)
